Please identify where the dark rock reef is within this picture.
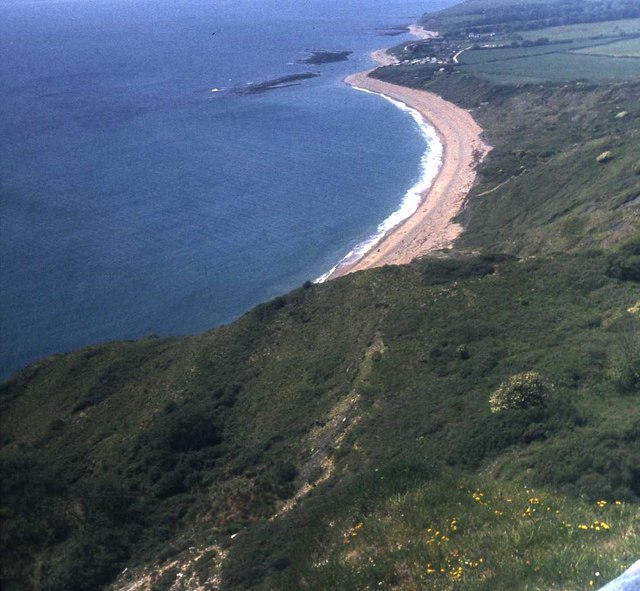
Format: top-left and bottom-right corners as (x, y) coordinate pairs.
(234, 72), (319, 95)
(299, 49), (352, 64)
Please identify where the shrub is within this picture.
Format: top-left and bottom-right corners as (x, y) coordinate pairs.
(167, 412), (222, 452)
(420, 255), (508, 286)
(453, 396), (583, 469)
(489, 371), (552, 413)
(457, 344), (470, 359)
(608, 319), (640, 395)
(606, 236), (640, 282)
(253, 295), (287, 321)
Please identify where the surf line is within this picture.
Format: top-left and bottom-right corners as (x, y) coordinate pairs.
(316, 83), (443, 283)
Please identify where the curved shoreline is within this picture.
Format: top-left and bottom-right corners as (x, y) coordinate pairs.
(325, 46), (490, 280)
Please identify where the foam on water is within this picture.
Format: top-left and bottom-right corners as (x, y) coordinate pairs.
(316, 85), (443, 282)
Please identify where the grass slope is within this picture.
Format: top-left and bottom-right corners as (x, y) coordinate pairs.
(1, 248), (639, 590)
(401, 0), (640, 85)
(423, 0), (640, 37)
(371, 76), (639, 256)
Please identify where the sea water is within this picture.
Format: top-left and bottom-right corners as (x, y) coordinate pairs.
(317, 87), (443, 280)
(0, 0), (453, 379)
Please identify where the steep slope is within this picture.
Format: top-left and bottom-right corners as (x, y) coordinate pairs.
(370, 76), (640, 255)
(2, 249), (639, 590)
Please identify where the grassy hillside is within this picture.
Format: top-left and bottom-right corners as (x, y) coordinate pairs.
(2, 0), (640, 589)
(422, 0), (640, 36)
(390, 0), (640, 85)
(450, 79), (640, 254)
(374, 10), (640, 256)
(367, 72), (640, 255)
(2, 248), (639, 590)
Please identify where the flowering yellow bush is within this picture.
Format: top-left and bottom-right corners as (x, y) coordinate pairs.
(596, 150), (613, 163)
(489, 371), (551, 413)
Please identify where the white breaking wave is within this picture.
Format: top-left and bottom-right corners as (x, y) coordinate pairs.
(316, 85), (443, 283)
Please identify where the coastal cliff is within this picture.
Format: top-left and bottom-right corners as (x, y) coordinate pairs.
(1, 0), (640, 589)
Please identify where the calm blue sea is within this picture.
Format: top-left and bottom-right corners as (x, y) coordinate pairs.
(0, 0), (452, 379)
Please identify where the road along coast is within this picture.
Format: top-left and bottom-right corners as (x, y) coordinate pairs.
(326, 43), (490, 280)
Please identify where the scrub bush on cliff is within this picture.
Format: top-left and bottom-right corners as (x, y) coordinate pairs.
(489, 371), (552, 413)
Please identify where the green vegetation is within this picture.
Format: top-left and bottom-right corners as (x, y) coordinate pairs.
(366, 73), (640, 255)
(575, 37), (640, 57)
(469, 54), (631, 84)
(2, 0), (640, 589)
(292, 475), (637, 590)
(423, 0), (640, 37)
(388, 30), (640, 86)
(2, 249), (639, 589)
(519, 18), (640, 41)
(385, 0), (640, 85)
(444, 34), (640, 84)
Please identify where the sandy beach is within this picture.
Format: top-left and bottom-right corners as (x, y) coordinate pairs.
(327, 43), (490, 280)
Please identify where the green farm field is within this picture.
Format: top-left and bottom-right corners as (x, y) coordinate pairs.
(519, 17), (640, 41)
(456, 32), (640, 84)
(460, 42), (583, 65)
(459, 52), (640, 84)
(575, 36), (640, 57)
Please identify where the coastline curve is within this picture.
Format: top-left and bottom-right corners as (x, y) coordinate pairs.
(320, 42), (491, 281)
(316, 84), (443, 282)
